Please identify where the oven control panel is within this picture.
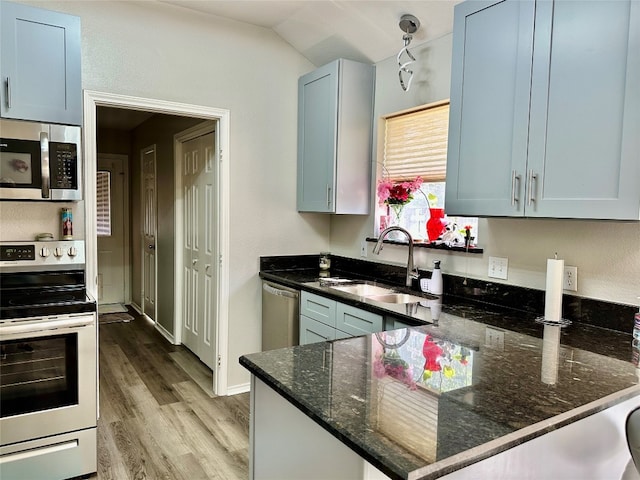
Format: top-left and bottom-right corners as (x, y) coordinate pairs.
(0, 240), (85, 271)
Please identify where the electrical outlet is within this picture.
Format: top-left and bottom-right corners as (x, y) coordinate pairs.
(488, 256), (508, 280)
(563, 266), (578, 291)
(360, 240), (367, 258)
(485, 327), (505, 351)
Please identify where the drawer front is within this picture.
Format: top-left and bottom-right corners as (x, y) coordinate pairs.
(300, 315), (336, 345)
(336, 303), (383, 337)
(300, 291), (336, 327)
(333, 328), (353, 341)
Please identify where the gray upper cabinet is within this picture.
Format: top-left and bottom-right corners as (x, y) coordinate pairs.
(297, 59), (374, 214)
(446, 0), (640, 220)
(1, 1), (82, 125)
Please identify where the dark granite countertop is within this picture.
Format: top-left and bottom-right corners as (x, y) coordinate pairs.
(244, 257), (640, 479)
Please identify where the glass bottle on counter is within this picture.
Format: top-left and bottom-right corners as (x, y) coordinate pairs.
(319, 252), (331, 272)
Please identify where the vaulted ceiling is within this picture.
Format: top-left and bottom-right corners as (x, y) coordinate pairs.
(99, 1), (462, 130)
(159, 0), (461, 67)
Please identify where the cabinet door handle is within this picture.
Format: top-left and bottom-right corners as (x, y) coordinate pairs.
(527, 170), (538, 206)
(5, 77), (10, 109)
(326, 185), (332, 208)
(510, 170), (521, 206)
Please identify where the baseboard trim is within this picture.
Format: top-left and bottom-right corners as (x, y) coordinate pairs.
(226, 382), (250, 396)
(129, 302), (143, 314)
(155, 322), (177, 344)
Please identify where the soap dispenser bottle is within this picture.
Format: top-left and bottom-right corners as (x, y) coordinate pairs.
(421, 260), (444, 295)
(430, 260), (443, 295)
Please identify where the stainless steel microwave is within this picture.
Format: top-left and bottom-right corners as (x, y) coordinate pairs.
(0, 119), (82, 201)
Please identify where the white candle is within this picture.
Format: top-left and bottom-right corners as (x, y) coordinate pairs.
(541, 324), (561, 384)
(544, 256), (564, 321)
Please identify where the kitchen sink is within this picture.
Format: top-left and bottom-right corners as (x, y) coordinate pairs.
(365, 293), (426, 304)
(327, 281), (432, 305)
(330, 283), (396, 296)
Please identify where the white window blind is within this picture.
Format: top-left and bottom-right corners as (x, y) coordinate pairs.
(383, 102), (449, 182)
(96, 170), (111, 236)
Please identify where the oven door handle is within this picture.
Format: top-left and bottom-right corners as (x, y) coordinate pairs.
(0, 316), (94, 336)
(0, 440), (78, 465)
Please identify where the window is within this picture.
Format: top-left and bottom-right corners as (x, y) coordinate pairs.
(96, 170), (112, 236)
(378, 101), (478, 245)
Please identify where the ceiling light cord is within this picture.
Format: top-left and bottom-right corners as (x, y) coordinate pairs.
(397, 14), (420, 92)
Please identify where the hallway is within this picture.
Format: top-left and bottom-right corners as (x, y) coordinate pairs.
(92, 311), (249, 479)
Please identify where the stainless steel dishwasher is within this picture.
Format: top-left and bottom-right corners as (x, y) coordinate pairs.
(262, 281), (300, 350)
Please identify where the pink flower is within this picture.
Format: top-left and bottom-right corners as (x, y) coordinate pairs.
(377, 176), (423, 206)
(373, 358), (387, 378)
(377, 180), (393, 205)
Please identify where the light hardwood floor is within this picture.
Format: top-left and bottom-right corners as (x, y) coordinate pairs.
(91, 311), (250, 480)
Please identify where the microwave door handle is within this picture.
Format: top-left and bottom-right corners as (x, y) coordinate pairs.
(40, 130), (50, 198)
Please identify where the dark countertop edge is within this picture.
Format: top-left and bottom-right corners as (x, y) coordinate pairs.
(241, 352), (640, 480)
(408, 385), (640, 480)
(240, 354), (408, 480)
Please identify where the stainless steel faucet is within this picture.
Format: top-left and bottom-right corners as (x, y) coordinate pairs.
(372, 226), (419, 287)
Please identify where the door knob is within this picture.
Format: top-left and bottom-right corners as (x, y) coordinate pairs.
(192, 259), (198, 265)
(148, 244), (155, 250)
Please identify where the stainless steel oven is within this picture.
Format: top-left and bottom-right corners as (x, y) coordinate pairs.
(0, 240), (96, 480)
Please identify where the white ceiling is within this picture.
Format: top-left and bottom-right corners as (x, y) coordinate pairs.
(98, 1), (461, 130)
(158, 0), (461, 67)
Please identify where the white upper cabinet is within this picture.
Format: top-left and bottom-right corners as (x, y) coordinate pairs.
(0, 1), (82, 125)
(297, 59), (374, 214)
(446, 0), (640, 220)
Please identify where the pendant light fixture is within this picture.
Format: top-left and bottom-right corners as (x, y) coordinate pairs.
(397, 14), (420, 92)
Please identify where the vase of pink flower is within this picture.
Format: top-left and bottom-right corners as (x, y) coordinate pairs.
(377, 177), (423, 236)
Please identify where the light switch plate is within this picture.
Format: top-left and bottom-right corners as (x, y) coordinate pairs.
(488, 256), (508, 280)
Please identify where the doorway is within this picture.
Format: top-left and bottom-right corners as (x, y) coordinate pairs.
(96, 154), (129, 310)
(85, 90), (231, 396)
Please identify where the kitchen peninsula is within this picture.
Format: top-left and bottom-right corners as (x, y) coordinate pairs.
(242, 259), (640, 479)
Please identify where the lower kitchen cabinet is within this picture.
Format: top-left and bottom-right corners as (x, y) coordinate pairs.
(299, 291), (384, 345)
(300, 315), (336, 344)
(384, 316), (413, 331)
(336, 303), (383, 337)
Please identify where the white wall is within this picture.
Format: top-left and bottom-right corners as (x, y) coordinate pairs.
(15, 0), (330, 389)
(0, 201), (85, 241)
(331, 33), (640, 308)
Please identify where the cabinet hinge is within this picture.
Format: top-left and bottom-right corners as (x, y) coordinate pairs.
(219, 254), (223, 266)
(217, 355), (222, 368)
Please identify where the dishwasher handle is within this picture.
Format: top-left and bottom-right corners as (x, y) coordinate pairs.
(263, 282), (299, 299)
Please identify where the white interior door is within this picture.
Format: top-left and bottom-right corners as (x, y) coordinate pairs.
(96, 155), (127, 305)
(182, 132), (217, 369)
(142, 146), (157, 321)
